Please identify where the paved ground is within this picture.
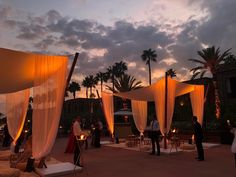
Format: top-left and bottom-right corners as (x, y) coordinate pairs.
(50, 137), (236, 177)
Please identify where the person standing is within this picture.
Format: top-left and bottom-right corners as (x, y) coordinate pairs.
(73, 116), (83, 167)
(2, 124), (11, 147)
(192, 116), (204, 161)
(150, 115), (161, 156)
(229, 121), (236, 167)
(65, 121), (76, 153)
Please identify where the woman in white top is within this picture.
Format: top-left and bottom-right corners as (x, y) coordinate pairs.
(228, 119), (236, 167)
(230, 126), (236, 167)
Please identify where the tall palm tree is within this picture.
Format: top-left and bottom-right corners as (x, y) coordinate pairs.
(96, 72), (109, 93)
(87, 75), (98, 97)
(106, 74), (142, 93)
(106, 61), (128, 92)
(68, 81), (81, 99)
(166, 68), (177, 78)
(82, 77), (90, 98)
(188, 46), (231, 118)
(141, 48), (157, 85)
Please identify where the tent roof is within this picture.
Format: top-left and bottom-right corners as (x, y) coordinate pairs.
(0, 48), (67, 94)
(114, 77), (199, 101)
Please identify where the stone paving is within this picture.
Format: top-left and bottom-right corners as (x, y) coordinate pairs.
(50, 137), (236, 177)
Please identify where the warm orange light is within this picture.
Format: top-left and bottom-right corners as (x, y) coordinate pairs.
(191, 134), (194, 143)
(79, 134), (86, 140)
(216, 107), (220, 119)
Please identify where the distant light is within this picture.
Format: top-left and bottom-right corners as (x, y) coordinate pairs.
(27, 120), (30, 122)
(59, 125), (63, 129)
(24, 130), (28, 133)
(180, 101), (184, 106)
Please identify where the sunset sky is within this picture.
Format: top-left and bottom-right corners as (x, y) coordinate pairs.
(0, 0), (236, 98)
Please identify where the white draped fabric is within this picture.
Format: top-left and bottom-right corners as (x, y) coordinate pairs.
(32, 55), (68, 159)
(154, 77), (176, 134)
(190, 85), (204, 125)
(131, 100), (147, 135)
(101, 92), (114, 136)
(113, 77), (204, 135)
(6, 89), (30, 145)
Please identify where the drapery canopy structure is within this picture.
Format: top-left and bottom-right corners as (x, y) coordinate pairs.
(131, 100), (147, 135)
(0, 48), (68, 159)
(102, 76), (204, 139)
(101, 92), (114, 136)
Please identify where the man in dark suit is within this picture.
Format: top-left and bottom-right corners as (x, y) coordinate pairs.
(192, 116), (204, 161)
(149, 115), (161, 156)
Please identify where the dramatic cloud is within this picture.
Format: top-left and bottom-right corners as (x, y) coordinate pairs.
(1, 0), (236, 98)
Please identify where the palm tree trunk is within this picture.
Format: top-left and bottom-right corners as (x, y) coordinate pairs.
(90, 87), (93, 98)
(148, 61), (152, 85)
(112, 74), (115, 92)
(101, 80), (103, 93)
(73, 92), (76, 99)
(86, 88), (88, 98)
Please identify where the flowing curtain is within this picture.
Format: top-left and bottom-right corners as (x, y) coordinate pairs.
(6, 89), (30, 145)
(101, 92), (114, 136)
(190, 85), (204, 125)
(131, 100), (147, 135)
(154, 77), (176, 134)
(32, 55), (68, 159)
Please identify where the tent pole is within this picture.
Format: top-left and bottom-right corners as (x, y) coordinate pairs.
(164, 72), (168, 149)
(66, 52), (79, 89)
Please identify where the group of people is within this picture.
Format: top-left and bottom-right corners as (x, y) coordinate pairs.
(147, 115), (205, 161)
(65, 116), (103, 167)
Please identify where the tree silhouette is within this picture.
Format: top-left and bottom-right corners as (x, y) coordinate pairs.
(68, 81), (81, 99)
(141, 48), (157, 85)
(189, 46), (231, 118)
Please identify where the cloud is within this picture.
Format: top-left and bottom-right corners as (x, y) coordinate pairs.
(1, 0), (236, 98)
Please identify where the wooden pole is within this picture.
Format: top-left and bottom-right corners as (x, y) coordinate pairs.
(66, 52), (79, 88)
(164, 72), (168, 149)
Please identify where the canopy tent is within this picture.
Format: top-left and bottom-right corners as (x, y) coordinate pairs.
(0, 48), (68, 159)
(102, 76), (204, 147)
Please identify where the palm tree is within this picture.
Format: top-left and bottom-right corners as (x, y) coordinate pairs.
(82, 77), (90, 98)
(166, 68), (177, 78)
(68, 81), (81, 99)
(188, 46), (231, 118)
(87, 75), (98, 97)
(106, 61), (128, 92)
(141, 48), (157, 85)
(223, 54), (236, 64)
(96, 72), (109, 93)
(106, 74), (142, 93)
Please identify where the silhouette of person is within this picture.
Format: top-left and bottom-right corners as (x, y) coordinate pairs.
(149, 115), (161, 156)
(192, 116), (204, 161)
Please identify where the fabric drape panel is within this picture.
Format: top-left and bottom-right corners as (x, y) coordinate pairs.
(131, 100), (147, 134)
(6, 89), (30, 145)
(154, 77), (176, 134)
(101, 92), (114, 135)
(32, 55), (68, 159)
(190, 85), (204, 125)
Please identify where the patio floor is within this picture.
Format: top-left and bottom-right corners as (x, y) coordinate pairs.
(50, 137), (235, 177)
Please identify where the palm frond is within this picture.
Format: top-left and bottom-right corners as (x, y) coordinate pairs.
(188, 59), (206, 65)
(191, 71), (201, 80)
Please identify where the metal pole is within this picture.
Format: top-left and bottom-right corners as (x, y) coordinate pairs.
(164, 72), (168, 149)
